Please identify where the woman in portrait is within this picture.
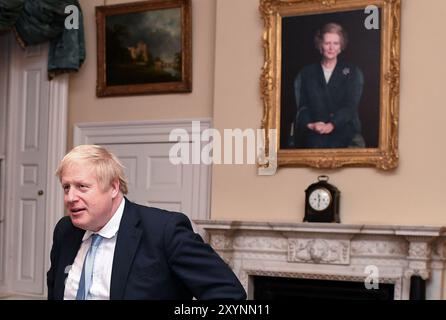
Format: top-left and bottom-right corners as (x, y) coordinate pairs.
(290, 22), (365, 148)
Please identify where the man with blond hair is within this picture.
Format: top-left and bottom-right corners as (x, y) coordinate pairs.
(47, 144), (246, 300)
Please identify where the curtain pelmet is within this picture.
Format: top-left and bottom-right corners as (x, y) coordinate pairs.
(0, 0), (24, 31)
(0, 0), (85, 78)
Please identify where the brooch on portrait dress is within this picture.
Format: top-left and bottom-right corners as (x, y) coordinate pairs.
(342, 68), (350, 76)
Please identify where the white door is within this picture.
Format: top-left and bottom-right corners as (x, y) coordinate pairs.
(7, 40), (50, 295)
(104, 143), (194, 215)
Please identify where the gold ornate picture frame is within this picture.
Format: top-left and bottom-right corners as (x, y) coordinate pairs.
(259, 0), (401, 171)
(96, 0), (192, 97)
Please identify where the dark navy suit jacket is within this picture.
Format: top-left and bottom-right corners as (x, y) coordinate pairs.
(294, 61), (363, 148)
(47, 199), (246, 300)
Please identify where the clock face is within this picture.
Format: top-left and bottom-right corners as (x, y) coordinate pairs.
(308, 188), (332, 211)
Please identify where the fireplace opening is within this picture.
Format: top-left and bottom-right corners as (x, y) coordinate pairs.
(253, 276), (394, 300)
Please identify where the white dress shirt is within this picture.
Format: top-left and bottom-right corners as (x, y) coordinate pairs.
(64, 198), (125, 300)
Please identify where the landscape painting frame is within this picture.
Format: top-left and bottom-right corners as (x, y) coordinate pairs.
(259, 0), (401, 171)
(96, 0), (192, 97)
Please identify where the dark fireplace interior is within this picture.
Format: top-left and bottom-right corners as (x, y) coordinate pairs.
(253, 276), (394, 300)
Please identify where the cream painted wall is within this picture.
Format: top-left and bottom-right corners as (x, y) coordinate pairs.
(68, 0), (216, 146)
(211, 0), (446, 226)
(69, 0), (446, 226)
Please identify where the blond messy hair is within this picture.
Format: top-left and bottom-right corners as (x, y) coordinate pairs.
(56, 145), (128, 194)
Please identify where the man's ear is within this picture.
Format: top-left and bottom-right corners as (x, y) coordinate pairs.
(111, 179), (120, 198)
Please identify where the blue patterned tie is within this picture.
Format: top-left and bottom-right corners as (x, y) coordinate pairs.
(76, 234), (103, 300)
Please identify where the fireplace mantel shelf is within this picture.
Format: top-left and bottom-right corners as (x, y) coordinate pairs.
(194, 220), (446, 238)
(194, 220), (446, 300)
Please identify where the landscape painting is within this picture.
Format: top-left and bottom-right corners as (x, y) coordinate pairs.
(96, 0), (192, 96)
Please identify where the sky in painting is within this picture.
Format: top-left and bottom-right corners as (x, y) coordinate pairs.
(107, 8), (181, 62)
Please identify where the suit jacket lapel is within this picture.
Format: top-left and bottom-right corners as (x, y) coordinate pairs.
(316, 64), (335, 114)
(322, 62), (347, 113)
(110, 199), (142, 300)
(327, 62), (346, 94)
(56, 226), (84, 300)
(316, 64), (327, 89)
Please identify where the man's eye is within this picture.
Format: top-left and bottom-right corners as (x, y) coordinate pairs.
(63, 185), (70, 192)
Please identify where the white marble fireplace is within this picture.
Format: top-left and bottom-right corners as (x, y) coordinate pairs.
(194, 220), (446, 300)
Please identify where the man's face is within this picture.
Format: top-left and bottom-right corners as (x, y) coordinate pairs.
(61, 161), (118, 231)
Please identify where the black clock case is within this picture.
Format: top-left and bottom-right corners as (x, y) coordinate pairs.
(304, 180), (340, 223)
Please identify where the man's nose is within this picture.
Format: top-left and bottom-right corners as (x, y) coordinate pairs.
(66, 187), (79, 202)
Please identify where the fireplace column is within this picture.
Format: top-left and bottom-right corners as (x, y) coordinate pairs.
(404, 236), (434, 300)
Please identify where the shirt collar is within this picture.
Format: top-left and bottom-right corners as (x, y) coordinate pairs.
(82, 197), (126, 241)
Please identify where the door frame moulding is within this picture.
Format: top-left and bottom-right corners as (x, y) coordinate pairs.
(1, 37), (68, 297)
(74, 118), (212, 222)
(0, 156), (6, 293)
(45, 73), (69, 283)
(0, 34), (10, 293)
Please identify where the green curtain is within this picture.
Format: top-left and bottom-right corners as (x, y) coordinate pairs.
(0, 0), (85, 79)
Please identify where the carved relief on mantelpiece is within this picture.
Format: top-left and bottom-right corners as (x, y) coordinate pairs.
(287, 239), (350, 265)
(404, 236), (436, 280)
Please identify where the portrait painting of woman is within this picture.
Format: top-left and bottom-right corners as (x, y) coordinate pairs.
(280, 10), (381, 150)
(260, 0), (401, 170)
